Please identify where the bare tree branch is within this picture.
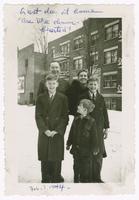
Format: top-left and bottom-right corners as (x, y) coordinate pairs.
(33, 24), (48, 54)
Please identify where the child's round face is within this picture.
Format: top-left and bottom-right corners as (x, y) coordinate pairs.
(77, 103), (87, 115)
(45, 80), (58, 93)
(88, 81), (98, 93)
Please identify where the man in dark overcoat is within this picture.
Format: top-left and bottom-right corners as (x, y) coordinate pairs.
(35, 74), (69, 183)
(80, 77), (109, 183)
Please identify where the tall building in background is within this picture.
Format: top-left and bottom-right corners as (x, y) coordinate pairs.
(47, 27), (86, 80)
(17, 18), (122, 110)
(48, 18), (122, 110)
(83, 18), (122, 111)
(17, 44), (47, 105)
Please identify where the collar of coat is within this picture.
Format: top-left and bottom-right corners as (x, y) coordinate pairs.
(75, 114), (91, 121)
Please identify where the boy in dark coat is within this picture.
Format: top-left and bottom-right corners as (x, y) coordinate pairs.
(35, 74), (69, 183)
(80, 78), (110, 183)
(66, 99), (99, 183)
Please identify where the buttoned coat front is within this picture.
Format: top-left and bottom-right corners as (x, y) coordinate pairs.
(67, 115), (99, 158)
(35, 91), (69, 161)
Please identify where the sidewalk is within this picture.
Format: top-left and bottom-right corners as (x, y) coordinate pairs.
(17, 105), (122, 183)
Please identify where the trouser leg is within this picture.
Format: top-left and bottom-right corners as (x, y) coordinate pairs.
(73, 156), (80, 182)
(80, 158), (90, 183)
(91, 155), (103, 182)
(52, 161), (63, 183)
(41, 161), (52, 183)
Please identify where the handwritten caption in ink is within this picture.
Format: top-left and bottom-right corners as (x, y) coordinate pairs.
(18, 7), (103, 33)
(29, 184), (70, 192)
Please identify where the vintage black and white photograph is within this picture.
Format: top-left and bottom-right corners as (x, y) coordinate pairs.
(4, 3), (134, 195)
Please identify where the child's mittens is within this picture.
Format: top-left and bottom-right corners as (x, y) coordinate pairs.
(93, 147), (99, 156)
(44, 130), (52, 137)
(51, 131), (58, 137)
(66, 145), (70, 150)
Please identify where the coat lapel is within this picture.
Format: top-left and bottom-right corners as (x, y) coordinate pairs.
(48, 92), (60, 114)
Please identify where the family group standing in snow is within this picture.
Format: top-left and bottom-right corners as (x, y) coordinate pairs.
(35, 62), (109, 183)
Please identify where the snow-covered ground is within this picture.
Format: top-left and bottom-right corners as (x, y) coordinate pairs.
(17, 105), (122, 183)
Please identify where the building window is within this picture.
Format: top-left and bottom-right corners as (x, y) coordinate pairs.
(51, 47), (56, 58)
(60, 42), (70, 54)
(25, 59), (28, 68)
(104, 49), (118, 64)
(103, 74), (117, 88)
(105, 23), (119, 40)
(73, 58), (83, 70)
(91, 33), (99, 46)
(105, 98), (117, 110)
(60, 60), (70, 71)
(74, 36), (84, 50)
(90, 51), (98, 65)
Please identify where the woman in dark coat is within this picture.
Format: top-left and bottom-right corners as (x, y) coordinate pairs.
(66, 69), (88, 115)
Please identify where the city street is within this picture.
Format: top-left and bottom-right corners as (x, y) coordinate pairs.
(17, 105), (122, 183)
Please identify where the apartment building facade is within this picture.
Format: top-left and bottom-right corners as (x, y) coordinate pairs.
(48, 18), (122, 110)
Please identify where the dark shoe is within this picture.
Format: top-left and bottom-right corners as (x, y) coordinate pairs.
(41, 179), (50, 183)
(97, 179), (105, 183)
(52, 175), (64, 183)
(41, 176), (51, 183)
(74, 175), (80, 183)
(58, 175), (64, 182)
(74, 179), (80, 183)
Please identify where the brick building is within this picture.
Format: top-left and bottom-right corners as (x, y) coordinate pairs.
(17, 44), (47, 105)
(84, 18), (122, 110)
(48, 27), (86, 80)
(48, 18), (122, 110)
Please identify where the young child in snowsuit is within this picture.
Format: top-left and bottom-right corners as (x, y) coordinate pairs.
(66, 99), (99, 183)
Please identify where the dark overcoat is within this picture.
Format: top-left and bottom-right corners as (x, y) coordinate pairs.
(66, 80), (88, 115)
(67, 115), (99, 158)
(80, 91), (109, 157)
(35, 91), (69, 161)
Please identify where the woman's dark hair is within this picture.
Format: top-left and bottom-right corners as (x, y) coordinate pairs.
(77, 69), (88, 77)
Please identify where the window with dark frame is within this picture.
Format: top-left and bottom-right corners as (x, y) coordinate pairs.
(105, 23), (119, 40)
(74, 37), (84, 50)
(103, 74), (117, 88)
(91, 33), (99, 46)
(60, 43), (70, 54)
(90, 51), (99, 65)
(73, 58), (83, 70)
(25, 59), (28, 68)
(60, 60), (70, 72)
(51, 48), (56, 58)
(104, 49), (118, 64)
(105, 97), (117, 110)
